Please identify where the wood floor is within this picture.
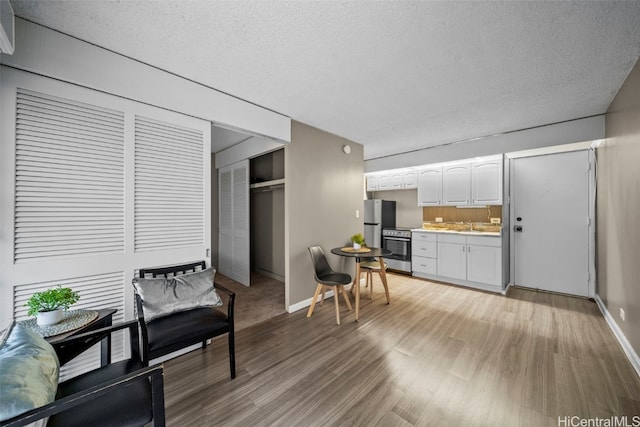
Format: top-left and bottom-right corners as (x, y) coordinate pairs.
(162, 273), (640, 426)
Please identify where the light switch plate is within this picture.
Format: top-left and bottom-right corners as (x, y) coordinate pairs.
(490, 218), (501, 224)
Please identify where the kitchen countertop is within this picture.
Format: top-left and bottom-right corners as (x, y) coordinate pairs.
(412, 228), (501, 237)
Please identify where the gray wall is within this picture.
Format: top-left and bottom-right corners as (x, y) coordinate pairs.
(286, 121), (364, 306)
(251, 188), (285, 280)
(597, 58), (640, 358)
(368, 189), (423, 229)
(250, 149), (285, 280)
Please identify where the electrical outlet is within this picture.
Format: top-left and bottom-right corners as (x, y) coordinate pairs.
(620, 308), (625, 322)
(490, 218), (501, 224)
(435, 217), (443, 223)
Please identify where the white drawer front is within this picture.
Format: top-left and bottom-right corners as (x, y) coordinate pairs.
(412, 240), (437, 258)
(412, 256), (437, 275)
(466, 235), (501, 247)
(412, 231), (437, 242)
(437, 233), (467, 244)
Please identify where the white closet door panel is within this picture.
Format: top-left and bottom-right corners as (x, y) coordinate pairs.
(2, 67), (212, 375)
(219, 170), (232, 230)
(232, 166), (248, 232)
(134, 116), (205, 252)
(14, 88), (125, 263)
(218, 161), (249, 286)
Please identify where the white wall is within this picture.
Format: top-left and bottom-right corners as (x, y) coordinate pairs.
(2, 18), (291, 144)
(365, 115), (604, 172)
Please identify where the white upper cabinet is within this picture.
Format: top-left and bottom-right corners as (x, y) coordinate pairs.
(471, 157), (503, 205)
(402, 170), (418, 189)
(442, 163), (471, 205)
(370, 155), (502, 206)
(366, 175), (379, 192)
(417, 167), (442, 206)
(366, 169), (417, 192)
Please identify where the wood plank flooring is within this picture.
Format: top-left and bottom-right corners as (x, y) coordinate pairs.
(162, 273), (640, 426)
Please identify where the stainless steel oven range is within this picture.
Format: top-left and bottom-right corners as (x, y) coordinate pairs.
(382, 228), (411, 273)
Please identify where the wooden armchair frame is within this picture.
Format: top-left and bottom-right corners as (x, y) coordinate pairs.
(135, 261), (236, 378)
(0, 321), (165, 427)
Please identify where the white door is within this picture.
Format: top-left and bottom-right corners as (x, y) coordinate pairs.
(511, 151), (590, 296)
(218, 160), (250, 286)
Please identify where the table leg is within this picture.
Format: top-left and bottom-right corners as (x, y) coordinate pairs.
(355, 260), (361, 321)
(378, 256), (391, 304)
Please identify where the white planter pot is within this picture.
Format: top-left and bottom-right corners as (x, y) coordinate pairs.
(353, 243), (361, 250)
(37, 309), (63, 326)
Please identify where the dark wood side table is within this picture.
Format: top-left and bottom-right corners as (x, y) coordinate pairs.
(47, 308), (117, 367)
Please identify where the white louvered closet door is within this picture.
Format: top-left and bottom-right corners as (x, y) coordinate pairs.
(1, 67), (211, 379)
(134, 116), (205, 252)
(218, 160), (250, 286)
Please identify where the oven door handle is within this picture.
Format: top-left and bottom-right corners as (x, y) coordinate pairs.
(383, 237), (410, 242)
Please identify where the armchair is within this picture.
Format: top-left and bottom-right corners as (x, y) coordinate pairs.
(0, 320), (165, 427)
(133, 261), (236, 379)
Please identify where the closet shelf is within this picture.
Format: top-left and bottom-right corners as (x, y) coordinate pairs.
(250, 178), (285, 191)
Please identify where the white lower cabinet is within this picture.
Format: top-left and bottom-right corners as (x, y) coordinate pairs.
(413, 231), (502, 292)
(466, 241), (502, 287)
(412, 232), (437, 275)
(436, 235), (467, 280)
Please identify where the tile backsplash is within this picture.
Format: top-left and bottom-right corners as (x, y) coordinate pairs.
(422, 206), (502, 223)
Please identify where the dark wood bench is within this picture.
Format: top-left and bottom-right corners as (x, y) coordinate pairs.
(134, 261), (236, 379)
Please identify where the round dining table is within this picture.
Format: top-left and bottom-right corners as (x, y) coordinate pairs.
(331, 246), (392, 321)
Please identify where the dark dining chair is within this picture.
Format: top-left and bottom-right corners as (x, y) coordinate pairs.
(307, 246), (353, 325)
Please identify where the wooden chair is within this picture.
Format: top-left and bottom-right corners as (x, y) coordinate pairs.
(360, 259), (388, 300)
(306, 246), (353, 325)
(135, 261), (236, 379)
(0, 321), (165, 427)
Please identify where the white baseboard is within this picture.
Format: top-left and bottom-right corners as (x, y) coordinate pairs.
(595, 294), (640, 378)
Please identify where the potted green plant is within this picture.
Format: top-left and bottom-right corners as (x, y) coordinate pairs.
(26, 286), (80, 326)
(350, 233), (366, 250)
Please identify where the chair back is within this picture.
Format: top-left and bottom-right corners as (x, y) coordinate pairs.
(308, 246), (335, 282)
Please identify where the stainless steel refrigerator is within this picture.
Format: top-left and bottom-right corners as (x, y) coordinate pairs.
(364, 199), (396, 248)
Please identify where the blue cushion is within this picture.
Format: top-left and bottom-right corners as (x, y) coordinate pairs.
(0, 321), (59, 424)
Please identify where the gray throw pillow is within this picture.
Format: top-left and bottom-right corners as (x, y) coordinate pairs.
(132, 267), (223, 322)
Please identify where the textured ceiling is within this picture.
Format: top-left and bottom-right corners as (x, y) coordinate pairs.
(10, 0), (640, 160)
